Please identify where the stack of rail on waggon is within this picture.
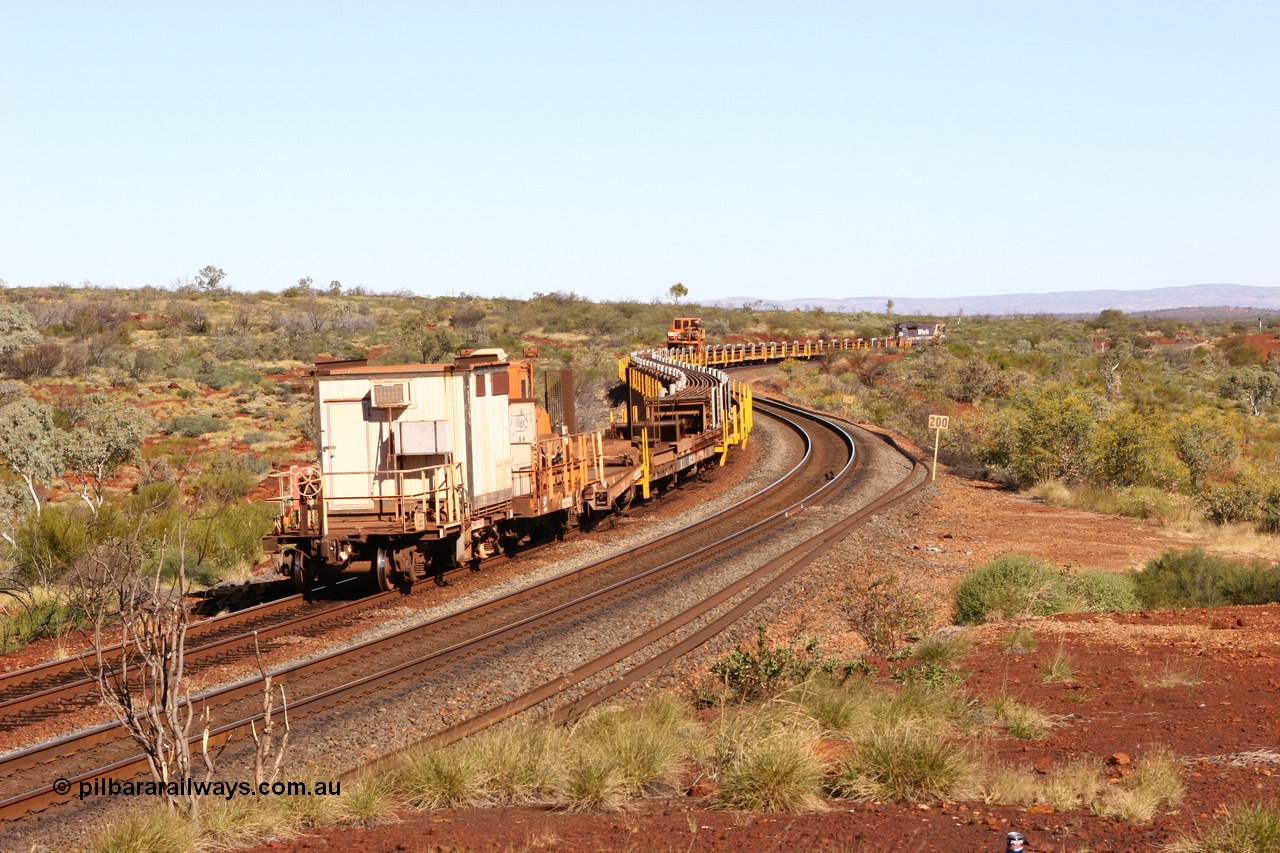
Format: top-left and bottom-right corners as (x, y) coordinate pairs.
(617, 348), (752, 500)
(667, 331), (922, 369)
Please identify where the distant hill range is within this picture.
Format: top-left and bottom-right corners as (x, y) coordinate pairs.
(706, 283), (1280, 318)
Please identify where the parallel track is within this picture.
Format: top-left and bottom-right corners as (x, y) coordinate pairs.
(0, 398), (845, 821)
(0, 585), (385, 724)
(359, 398), (929, 769)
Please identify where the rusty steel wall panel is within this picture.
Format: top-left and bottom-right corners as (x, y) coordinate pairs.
(559, 368), (578, 434)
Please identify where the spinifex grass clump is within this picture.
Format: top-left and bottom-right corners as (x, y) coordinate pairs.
(83, 667), (1177, 850)
(983, 692), (1051, 740)
(1099, 745), (1185, 823)
(998, 627), (1038, 655)
(559, 694), (692, 809)
(398, 744), (490, 809)
(832, 727), (978, 803)
(87, 807), (200, 853)
(1040, 644), (1076, 683)
(716, 730), (827, 812)
(982, 745), (1183, 822)
(1168, 800), (1280, 852)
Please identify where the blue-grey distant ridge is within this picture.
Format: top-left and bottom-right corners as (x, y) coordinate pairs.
(706, 284), (1280, 315)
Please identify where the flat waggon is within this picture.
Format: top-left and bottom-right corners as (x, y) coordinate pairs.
(264, 347), (752, 592)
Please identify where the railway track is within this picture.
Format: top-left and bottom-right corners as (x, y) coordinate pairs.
(0, 440), (712, 731)
(0, 579), (385, 725)
(361, 397), (928, 766)
(0, 397), (913, 824)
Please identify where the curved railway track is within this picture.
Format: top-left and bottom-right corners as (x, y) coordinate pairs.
(0, 396), (920, 824)
(359, 398), (929, 769)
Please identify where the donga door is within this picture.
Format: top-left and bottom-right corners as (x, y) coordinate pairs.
(322, 400), (375, 512)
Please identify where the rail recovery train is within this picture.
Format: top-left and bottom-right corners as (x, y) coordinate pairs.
(264, 348), (752, 592)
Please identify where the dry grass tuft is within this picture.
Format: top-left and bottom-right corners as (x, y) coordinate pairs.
(998, 627), (1038, 655)
(983, 757), (1105, 812)
(984, 692), (1051, 740)
(1096, 745), (1184, 823)
(1167, 799), (1280, 852)
(1040, 644), (1075, 683)
(339, 777), (402, 825)
(1139, 659), (1204, 689)
(397, 744), (491, 809)
(984, 746), (1183, 824)
(716, 730), (827, 812)
(834, 727), (979, 803)
(87, 806), (199, 853)
(787, 676), (877, 737)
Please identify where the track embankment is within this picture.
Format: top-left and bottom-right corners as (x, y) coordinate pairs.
(0, 399), (927, 850)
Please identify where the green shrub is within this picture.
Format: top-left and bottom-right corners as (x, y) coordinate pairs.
(1133, 549), (1233, 608)
(241, 431), (280, 445)
(1067, 570), (1141, 612)
(1221, 563), (1280, 606)
(953, 554), (1072, 625)
(160, 502), (277, 586)
(707, 625), (833, 703)
(1132, 548), (1280, 609)
(839, 575), (930, 656)
(1202, 480), (1261, 524)
(0, 588), (87, 652)
(196, 363), (259, 390)
(167, 415), (229, 437)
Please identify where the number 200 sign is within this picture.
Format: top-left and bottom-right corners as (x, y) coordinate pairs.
(927, 415), (949, 482)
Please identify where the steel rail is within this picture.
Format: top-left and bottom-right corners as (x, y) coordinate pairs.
(0, 363), (749, 723)
(0, 400), (831, 821)
(0, 368), (740, 723)
(0, 589), (400, 722)
(0, 591), (309, 700)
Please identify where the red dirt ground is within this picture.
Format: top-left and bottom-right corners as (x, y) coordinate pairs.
(230, 614), (1280, 853)
(231, 466), (1280, 853)
(1237, 333), (1280, 361)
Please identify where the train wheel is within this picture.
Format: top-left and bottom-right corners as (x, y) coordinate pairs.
(374, 547), (396, 593)
(289, 552), (310, 594)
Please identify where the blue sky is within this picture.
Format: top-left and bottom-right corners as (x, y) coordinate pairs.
(2, 2), (1276, 302)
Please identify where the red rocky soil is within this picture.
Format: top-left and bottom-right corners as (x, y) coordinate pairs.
(233, 463), (1280, 853)
(7, 393), (1276, 852)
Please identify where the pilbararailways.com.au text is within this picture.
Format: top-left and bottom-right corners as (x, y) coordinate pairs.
(55, 777), (342, 801)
